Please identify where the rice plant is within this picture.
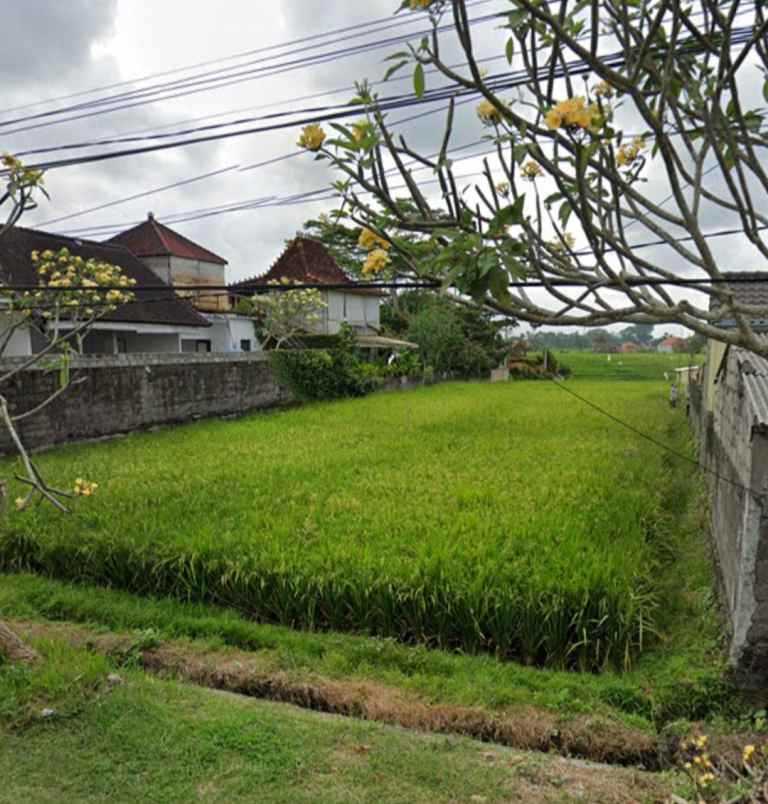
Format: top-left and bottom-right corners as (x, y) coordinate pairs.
(1, 380), (692, 671)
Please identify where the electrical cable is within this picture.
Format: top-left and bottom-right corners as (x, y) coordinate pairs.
(0, 0), (496, 119)
(546, 374), (761, 496)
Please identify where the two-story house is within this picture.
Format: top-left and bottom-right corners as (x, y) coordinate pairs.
(231, 236), (386, 338)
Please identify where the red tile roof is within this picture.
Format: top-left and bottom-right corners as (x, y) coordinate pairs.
(0, 226), (210, 329)
(108, 214), (227, 266)
(231, 237), (385, 297)
(659, 336), (685, 349)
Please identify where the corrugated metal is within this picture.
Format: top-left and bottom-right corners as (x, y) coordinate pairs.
(734, 334), (768, 427)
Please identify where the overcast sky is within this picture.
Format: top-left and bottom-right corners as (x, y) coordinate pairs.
(2, 0), (764, 336)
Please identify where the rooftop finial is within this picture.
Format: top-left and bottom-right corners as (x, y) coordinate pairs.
(148, 211), (155, 220)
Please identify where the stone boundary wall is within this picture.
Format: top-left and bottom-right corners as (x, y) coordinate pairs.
(692, 351), (768, 690)
(1, 353), (293, 454)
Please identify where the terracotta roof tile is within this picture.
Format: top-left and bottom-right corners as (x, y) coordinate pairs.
(0, 226), (210, 328)
(231, 237), (385, 297)
(108, 215), (227, 266)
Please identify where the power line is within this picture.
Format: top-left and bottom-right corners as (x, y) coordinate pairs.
(546, 375), (760, 496)
(0, 0), (497, 119)
(5, 22), (753, 176)
(7, 272), (768, 295)
(0, 9), (504, 136)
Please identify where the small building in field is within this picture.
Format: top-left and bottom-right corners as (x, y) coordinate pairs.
(673, 365), (702, 391)
(620, 341), (640, 353)
(231, 236), (386, 340)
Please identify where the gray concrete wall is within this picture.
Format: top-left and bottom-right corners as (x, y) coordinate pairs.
(1, 352), (292, 454)
(697, 348), (768, 689)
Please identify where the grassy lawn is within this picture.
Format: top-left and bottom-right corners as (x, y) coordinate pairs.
(555, 351), (701, 380)
(4, 380), (693, 670)
(0, 636), (679, 803)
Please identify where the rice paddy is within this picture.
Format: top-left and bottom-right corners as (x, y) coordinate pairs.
(1, 378), (692, 671)
(557, 350), (701, 380)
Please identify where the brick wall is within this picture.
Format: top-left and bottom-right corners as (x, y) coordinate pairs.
(1, 353), (292, 453)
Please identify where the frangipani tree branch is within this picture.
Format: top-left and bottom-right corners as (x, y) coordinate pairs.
(295, 0), (768, 355)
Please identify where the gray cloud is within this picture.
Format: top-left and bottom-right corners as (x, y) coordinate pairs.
(2, 0), (764, 330)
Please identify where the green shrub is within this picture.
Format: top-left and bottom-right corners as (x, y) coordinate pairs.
(269, 324), (378, 401)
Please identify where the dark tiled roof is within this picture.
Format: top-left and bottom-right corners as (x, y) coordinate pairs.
(0, 226), (210, 328)
(710, 272), (768, 329)
(231, 236), (386, 297)
(108, 215), (227, 266)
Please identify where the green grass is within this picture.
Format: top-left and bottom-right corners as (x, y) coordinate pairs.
(0, 637), (677, 803)
(555, 351), (701, 380)
(2, 381), (701, 670)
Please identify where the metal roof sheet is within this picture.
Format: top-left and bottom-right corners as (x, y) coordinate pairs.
(734, 334), (768, 428)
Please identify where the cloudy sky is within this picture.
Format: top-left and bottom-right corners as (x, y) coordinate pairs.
(2, 0), (764, 335)
(4, 0), (507, 281)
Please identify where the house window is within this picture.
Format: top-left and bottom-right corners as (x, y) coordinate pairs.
(116, 337), (128, 354)
(240, 339), (251, 352)
(196, 340), (212, 353)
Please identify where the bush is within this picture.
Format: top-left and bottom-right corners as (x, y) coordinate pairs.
(269, 324), (378, 401)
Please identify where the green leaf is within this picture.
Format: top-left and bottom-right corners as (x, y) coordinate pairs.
(558, 201), (573, 227)
(489, 265), (511, 304)
(506, 37), (515, 64)
(512, 143), (528, 164)
(763, 78), (768, 104)
(383, 60), (409, 82)
(578, 141), (600, 174)
(489, 195), (526, 233)
(413, 63), (425, 99)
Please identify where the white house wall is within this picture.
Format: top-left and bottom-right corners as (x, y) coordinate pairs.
(325, 291), (380, 334)
(1, 313), (32, 357)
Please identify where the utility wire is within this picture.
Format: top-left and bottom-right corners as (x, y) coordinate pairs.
(546, 375), (760, 496)
(0, 0), (496, 119)
(0, 9), (504, 136)
(7, 272), (768, 295)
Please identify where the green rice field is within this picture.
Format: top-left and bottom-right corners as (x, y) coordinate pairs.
(555, 350), (701, 380)
(1, 378), (691, 671)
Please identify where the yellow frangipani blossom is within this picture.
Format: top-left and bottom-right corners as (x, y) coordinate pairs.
(409, 0), (433, 9)
(544, 97), (600, 132)
(14, 497), (26, 511)
(298, 124), (326, 151)
(550, 233), (576, 253)
(495, 182), (510, 196)
(521, 161), (543, 181)
(477, 99), (503, 125)
(594, 81), (614, 99)
(73, 478), (99, 497)
(616, 137), (646, 168)
(362, 248), (391, 276)
(743, 744), (756, 764)
(358, 228), (390, 251)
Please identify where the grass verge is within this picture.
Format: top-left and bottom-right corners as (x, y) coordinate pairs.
(0, 636), (679, 804)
